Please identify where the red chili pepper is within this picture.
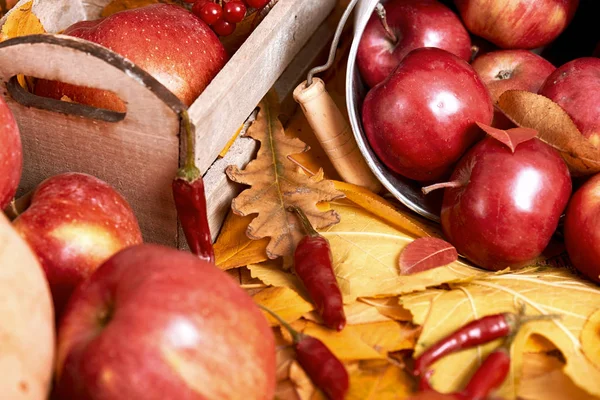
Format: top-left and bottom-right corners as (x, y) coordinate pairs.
(418, 342), (511, 400)
(172, 110), (215, 264)
(289, 206), (346, 331)
(259, 304), (349, 400)
(461, 346), (510, 400)
(413, 313), (517, 377)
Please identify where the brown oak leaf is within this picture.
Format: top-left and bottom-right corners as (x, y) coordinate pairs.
(226, 92), (344, 259)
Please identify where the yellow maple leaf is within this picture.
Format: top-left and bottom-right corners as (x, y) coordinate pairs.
(215, 212), (269, 270)
(581, 308), (600, 370)
(401, 267), (600, 399)
(249, 201), (482, 301)
(346, 362), (415, 400)
(0, 1), (44, 40)
(332, 180), (438, 239)
(518, 352), (598, 400)
(298, 320), (417, 362)
(226, 92), (344, 259)
(253, 287), (313, 327)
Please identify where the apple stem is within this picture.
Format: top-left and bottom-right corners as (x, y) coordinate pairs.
(421, 180), (464, 195)
(3, 190), (33, 221)
(258, 304), (304, 344)
(176, 110), (201, 182)
(470, 45), (480, 62)
(375, 3), (398, 44)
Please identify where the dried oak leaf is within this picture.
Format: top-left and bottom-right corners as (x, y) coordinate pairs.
(226, 93), (344, 259)
(402, 267), (600, 399)
(497, 90), (600, 176)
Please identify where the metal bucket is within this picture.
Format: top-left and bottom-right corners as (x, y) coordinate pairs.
(345, 0), (441, 222)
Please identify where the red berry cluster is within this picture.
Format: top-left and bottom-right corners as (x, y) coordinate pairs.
(188, 0), (270, 37)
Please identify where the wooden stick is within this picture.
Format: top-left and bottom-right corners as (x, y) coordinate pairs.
(293, 78), (382, 193)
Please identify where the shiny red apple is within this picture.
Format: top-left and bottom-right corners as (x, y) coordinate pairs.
(55, 244), (276, 400)
(13, 173), (142, 318)
(439, 136), (571, 271)
(471, 50), (556, 102)
(564, 173), (600, 284)
(454, 0), (579, 49)
(538, 57), (600, 146)
(357, 0), (471, 88)
(34, 4), (227, 112)
(362, 47), (493, 182)
(0, 95), (22, 210)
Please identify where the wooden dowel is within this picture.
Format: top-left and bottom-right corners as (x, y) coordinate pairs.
(293, 78), (382, 193)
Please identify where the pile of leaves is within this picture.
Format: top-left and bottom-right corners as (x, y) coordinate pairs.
(214, 27), (600, 400)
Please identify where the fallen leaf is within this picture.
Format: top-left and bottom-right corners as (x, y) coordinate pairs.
(0, 1), (44, 40)
(346, 362), (415, 399)
(518, 352), (598, 400)
(399, 238), (458, 275)
(581, 308), (600, 370)
(475, 122), (538, 153)
(332, 180), (434, 239)
(288, 361), (322, 400)
(343, 301), (393, 325)
(300, 320), (418, 362)
(253, 287), (313, 327)
(249, 201), (482, 301)
(214, 211), (269, 270)
(402, 266), (600, 399)
(101, 0), (172, 17)
(226, 92), (344, 259)
(359, 297), (414, 322)
(497, 90), (600, 176)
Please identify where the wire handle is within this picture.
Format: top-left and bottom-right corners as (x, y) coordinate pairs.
(306, 0), (360, 86)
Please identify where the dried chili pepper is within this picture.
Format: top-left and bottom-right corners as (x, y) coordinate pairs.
(289, 206), (346, 331)
(461, 345), (511, 400)
(413, 313), (517, 377)
(172, 110), (215, 264)
(416, 305), (560, 400)
(259, 304), (349, 400)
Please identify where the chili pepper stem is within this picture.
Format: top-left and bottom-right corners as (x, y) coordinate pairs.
(177, 110), (201, 182)
(258, 304), (304, 344)
(375, 3), (398, 44)
(288, 206), (320, 237)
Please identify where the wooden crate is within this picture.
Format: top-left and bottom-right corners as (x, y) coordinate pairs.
(0, 0), (337, 246)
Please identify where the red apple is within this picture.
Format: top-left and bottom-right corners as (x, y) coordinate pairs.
(55, 244), (276, 400)
(439, 136), (571, 271)
(538, 57), (600, 146)
(34, 4), (227, 112)
(357, 0), (471, 88)
(13, 172), (142, 318)
(362, 47), (493, 182)
(454, 0), (579, 49)
(564, 173), (600, 284)
(0, 95), (22, 210)
(471, 50), (556, 102)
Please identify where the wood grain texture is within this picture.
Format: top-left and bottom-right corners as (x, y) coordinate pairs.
(0, 35), (183, 245)
(0, 0), (336, 247)
(0, 213), (54, 400)
(188, 0), (337, 174)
